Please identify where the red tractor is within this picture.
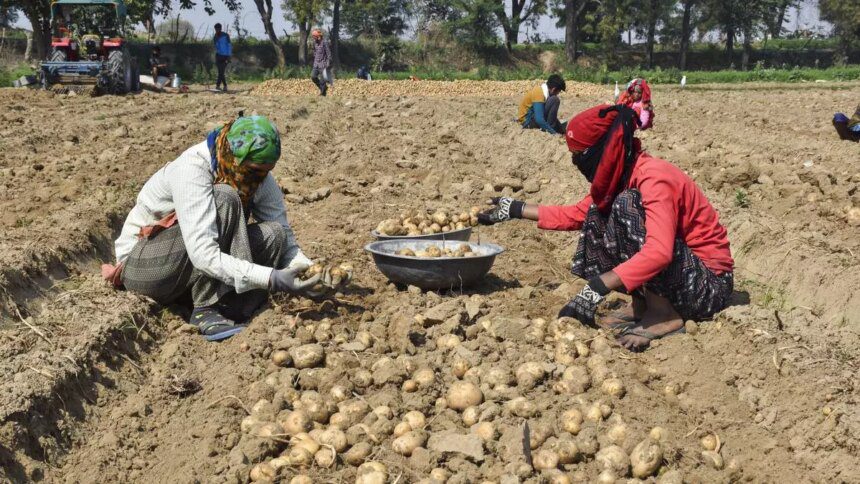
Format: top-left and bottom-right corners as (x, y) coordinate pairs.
(40, 0), (139, 94)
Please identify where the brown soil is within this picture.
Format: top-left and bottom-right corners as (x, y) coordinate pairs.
(0, 82), (857, 484)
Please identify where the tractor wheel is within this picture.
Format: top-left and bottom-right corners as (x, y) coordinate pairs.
(107, 49), (133, 94)
(50, 49), (67, 62)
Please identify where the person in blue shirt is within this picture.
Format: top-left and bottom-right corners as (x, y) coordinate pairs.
(213, 23), (232, 92)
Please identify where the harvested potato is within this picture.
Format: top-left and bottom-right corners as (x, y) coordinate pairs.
(649, 426), (669, 442)
(319, 428), (348, 452)
(344, 441), (372, 466)
(403, 410), (426, 429)
(447, 381), (483, 410)
(601, 378), (626, 398)
(315, 447), (336, 468)
(393, 421), (412, 438)
(596, 445), (630, 476)
(560, 408), (583, 434)
(271, 349), (291, 367)
(532, 449), (560, 470)
(506, 396), (538, 418)
(606, 423), (628, 445)
(701, 433), (719, 451)
(289, 344), (325, 369)
(356, 462), (388, 484)
(391, 430), (428, 456)
(249, 462), (276, 482)
(396, 248), (415, 256)
(630, 439), (663, 478)
(555, 438), (580, 464)
(462, 406), (479, 426)
(280, 410), (312, 435)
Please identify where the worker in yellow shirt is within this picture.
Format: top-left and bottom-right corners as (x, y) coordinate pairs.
(517, 74), (567, 135)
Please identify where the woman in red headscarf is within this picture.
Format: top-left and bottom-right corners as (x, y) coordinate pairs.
(616, 78), (654, 130)
(479, 104), (733, 351)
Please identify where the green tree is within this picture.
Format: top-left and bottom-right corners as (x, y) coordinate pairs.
(631, 0), (674, 69)
(551, 0), (597, 62)
(444, 0), (501, 47)
(2, 0), (50, 60)
(283, 0), (327, 66)
(765, 0), (796, 39)
(820, 0), (860, 63)
(252, 0), (287, 69)
(341, 0), (410, 37)
(493, 0), (548, 52)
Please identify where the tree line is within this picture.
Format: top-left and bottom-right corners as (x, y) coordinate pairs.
(3, 0), (858, 71)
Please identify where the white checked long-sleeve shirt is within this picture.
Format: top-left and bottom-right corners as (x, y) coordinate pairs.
(114, 141), (307, 293)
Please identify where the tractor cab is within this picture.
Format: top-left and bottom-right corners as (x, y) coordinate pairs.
(41, 0), (138, 94)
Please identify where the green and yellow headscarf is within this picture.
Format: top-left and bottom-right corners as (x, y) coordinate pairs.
(207, 115), (281, 207)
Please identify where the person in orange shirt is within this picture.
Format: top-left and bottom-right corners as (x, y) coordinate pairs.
(517, 74), (567, 134)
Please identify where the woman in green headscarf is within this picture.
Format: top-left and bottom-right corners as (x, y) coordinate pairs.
(104, 115), (321, 341)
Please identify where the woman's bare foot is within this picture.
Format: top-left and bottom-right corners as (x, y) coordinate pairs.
(598, 294), (646, 329)
(616, 291), (683, 351)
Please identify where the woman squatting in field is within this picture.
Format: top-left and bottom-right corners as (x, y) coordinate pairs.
(479, 104), (734, 351)
(103, 116), (321, 341)
(616, 78), (654, 131)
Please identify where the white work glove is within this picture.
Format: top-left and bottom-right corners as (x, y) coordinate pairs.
(269, 267), (321, 294)
(286, 250), (314, 272)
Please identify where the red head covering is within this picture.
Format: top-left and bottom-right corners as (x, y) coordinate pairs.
(617, 78), (651, 106)
(566, 105), (642, 214)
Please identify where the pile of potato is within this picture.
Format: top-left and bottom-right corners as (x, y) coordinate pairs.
(252, 79), (609, 99)
(234, 292), (742, 484)
(376, 207), (481, 237)
(396, 243), (479, 258)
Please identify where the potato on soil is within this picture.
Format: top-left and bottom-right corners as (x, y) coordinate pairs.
(506, 396), (538, 418)
(515, 361), (546, 389)
(560, 408), (583, 434)
(403, 410), (426, 429)
(555, 438), (580, 464)
(393, 421), (412, 437)
(271, 349), (291, 367)
(280, 410), (313, 435)
(601, 378), (626, 398)
(392, 429), (429, 456)
(630, 438), (663, 478)
(344, 441), (372, 465)
(596, 445), (630, 476)
(447, 381), (483, 410)
(532, 449), (560, 470)
(249, 462), (276, 482)
(290, 477), (314, 484)
(289, 344), (325, 369)
(356, 462), (388, 484)
(315, 447), (336, 468)
(319, 428), (348, 452)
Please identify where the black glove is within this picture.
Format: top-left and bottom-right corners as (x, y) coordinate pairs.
(477, 197), (525, 225)
(558, 276), (611, 326)
(269, 268), (322, 294)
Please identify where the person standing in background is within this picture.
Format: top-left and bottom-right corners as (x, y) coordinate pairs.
(213, 23), (232, 92)
(310, 28), (332, 96)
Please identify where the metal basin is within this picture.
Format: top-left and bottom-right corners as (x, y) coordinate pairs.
(370, 227), (472, 241)
(365, 239), (504, 290)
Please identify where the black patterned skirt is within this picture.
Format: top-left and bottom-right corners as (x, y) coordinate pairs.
(571, 189), (733, 321)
